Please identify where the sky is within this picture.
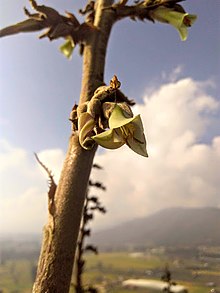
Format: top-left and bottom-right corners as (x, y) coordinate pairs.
(0, 0), (220, 234)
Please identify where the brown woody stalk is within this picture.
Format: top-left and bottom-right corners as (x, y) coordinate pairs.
(32, 0), (115, 292)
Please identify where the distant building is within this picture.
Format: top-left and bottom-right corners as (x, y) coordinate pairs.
(122, 279), (188, 293)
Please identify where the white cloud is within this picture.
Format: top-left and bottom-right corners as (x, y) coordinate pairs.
(37, 148), (64, 182)
(0, 187), (47, 234)
(0, 141), (65, 234)
(161, 65), (184, 82)
(0, 77), (220, 233)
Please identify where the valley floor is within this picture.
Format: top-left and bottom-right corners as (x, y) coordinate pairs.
(0, 247), (220, 293)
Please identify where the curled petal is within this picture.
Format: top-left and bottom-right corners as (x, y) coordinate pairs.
(109, 104), (134, 129)
(92, 129), (125, 149)
(126, 115), (148, 157)
(78, 112), (96, 150)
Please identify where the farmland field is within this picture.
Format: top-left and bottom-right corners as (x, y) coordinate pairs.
(0, 250), (220, 292)
(76, 252), (220, 293)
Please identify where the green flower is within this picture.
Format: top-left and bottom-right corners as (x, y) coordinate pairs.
(60, 38), (75, 59)
(151, 6), (197, 41)
(92, 104), (148, 157)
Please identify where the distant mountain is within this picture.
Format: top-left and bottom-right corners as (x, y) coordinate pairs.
(91, 207), (220, 248)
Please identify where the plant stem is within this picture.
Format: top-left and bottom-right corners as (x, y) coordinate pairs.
(32, 1), (115, 292)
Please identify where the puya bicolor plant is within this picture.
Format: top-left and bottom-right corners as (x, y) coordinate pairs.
(0, 1), (196, 292)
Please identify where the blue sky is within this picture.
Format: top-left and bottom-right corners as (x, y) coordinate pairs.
(0, 0), (220, 233)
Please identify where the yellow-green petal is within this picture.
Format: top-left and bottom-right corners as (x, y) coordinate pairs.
(92, 128), (125, 149)
(178, 14), (197, 41)
(109, 104), (134, 129)
(60, 39), (75, 59)
(151, 7), (197, 41)
(126, 136), (148, 157)
(125, 115), (148, 157)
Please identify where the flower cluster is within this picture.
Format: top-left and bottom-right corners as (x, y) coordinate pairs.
(73, 76), (148, 157)
(92, 104), (148, 157)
